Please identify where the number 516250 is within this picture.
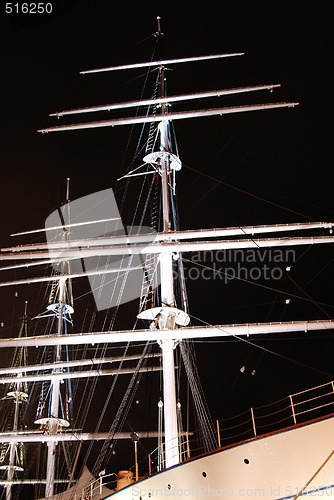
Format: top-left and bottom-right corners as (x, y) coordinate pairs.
(5, 3), (53, 14)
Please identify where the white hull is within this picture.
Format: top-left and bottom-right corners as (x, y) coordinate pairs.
(109, 416), (334, 499)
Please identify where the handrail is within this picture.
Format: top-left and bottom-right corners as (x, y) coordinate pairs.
(218, 380), (334, 443)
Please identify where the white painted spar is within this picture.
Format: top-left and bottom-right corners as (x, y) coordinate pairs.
(0, 320), (333, 348)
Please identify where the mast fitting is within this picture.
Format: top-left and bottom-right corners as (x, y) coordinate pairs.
(143, 151), (182, 171)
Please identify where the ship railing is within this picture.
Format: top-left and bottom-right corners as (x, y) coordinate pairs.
(217, 380), (334, 445)
(81, 439), (183, 497)
(132, 380), (334, 479)
(128, 437), (186, 478)
(80, 471), (117, 498)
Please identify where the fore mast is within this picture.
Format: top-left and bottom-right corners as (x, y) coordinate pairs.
(34, 181), (72, 497)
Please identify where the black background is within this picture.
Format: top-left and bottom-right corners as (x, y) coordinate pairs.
(0, 1), (333, 496)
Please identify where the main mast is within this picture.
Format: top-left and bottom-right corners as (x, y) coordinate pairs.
(156, 62), (180, 467)
(138, 17), (186, 468)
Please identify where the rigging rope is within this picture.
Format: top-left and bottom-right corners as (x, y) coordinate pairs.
(90, 342), (152, 477)
(293, 448), (334, 499)
(179, 341), (218, 453)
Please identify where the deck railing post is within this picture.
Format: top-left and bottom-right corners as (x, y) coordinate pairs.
(186, 431), (190, 459)
(216, 420), (221, 448)
(250, 408), (257, 437)
(148, 453), (152, 476)
(289, 395), (297, 424)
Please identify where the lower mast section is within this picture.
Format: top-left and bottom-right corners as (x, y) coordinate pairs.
(34, 276), (72, 497)
(138, 117), (190, 468)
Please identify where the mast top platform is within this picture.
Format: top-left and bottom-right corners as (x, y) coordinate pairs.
(137, 306), (190, 328)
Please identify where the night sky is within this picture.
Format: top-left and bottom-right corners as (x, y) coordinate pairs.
(0, 2), (334, 496)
